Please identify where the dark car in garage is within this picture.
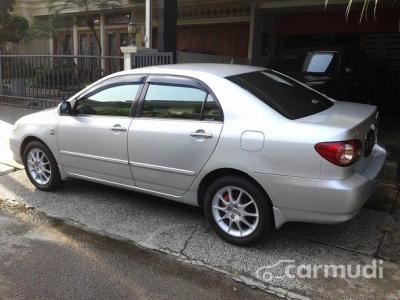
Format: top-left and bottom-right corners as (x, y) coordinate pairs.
(268, 47), (376, 103)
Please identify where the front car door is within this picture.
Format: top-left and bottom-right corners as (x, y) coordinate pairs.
(128, 75), (223, 196)
(58, 75), (145, 186)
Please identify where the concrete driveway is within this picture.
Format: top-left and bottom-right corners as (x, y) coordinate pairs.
(0, 104), (399, 299)
(0, 198), (274, 300)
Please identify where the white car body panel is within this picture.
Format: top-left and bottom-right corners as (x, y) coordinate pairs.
(128, 118), (223, 196)
(58, 115), (134, 186)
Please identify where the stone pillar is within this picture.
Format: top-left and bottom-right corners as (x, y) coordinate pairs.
(120, 46), (158, 70)
(121, 46), (136, 71)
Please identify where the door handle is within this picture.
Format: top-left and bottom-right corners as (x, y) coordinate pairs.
(110, 125), (127, 132)
(190, 130), (213, 139)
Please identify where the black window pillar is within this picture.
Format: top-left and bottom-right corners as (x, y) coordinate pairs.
(157, 0), (177, 56)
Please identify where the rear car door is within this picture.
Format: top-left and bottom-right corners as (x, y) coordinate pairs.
(128, 75), (223, 196)
(58, 75), (145, 186)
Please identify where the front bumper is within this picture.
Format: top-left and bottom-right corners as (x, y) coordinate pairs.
(9, 134), (22, 164)
(253, 144), (387, 228)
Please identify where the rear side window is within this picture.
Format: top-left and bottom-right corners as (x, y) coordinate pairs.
(202, 94), (223, 121)
(227, 71), (333, 120)
(141, 84), (206, 120)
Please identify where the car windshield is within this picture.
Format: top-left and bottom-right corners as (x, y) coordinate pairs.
(226, 71), (334, 120)
(272, 51), (338, 74)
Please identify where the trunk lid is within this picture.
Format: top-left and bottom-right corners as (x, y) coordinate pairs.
(298, 100), (379, 176)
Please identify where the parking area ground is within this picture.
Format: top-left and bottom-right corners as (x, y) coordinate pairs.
(0, 198), (274, 300)
(0, 104), (399, 299)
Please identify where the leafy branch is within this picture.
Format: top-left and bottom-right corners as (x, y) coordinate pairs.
(325, 0), (398, 23)
(0, 0), (29, 47)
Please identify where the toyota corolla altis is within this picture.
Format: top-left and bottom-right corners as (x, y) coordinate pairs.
(10, 64), (386, 245)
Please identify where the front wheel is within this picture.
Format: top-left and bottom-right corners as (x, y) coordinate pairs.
(23, 141), (62, 191)
(204, 176), (273, 246)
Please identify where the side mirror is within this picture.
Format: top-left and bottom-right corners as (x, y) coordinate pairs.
(59, 101), (72, 116)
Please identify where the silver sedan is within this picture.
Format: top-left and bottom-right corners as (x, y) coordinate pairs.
(9, 64), (386, 245)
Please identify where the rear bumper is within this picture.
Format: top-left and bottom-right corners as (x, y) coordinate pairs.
(253, 144), (387, 228)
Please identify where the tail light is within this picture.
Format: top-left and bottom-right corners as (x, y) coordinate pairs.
(315, 139), (362, 167)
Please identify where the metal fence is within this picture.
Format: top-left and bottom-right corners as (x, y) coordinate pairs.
(0, 51), (174, 109)
(0, 52), (124, 108)
(132, 52), (174, 68)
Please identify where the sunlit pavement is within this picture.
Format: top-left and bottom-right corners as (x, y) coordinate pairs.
(0, 120), (20, 175)
(0, 104), (399, 299)
(0, 104), (29, 171)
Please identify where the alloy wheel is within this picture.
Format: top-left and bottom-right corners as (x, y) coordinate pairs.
(211, 186), (260, 238)
(26, 148), (52, 185)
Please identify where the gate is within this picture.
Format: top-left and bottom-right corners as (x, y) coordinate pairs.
(0, 53), (124, 108)
(0, 51), (174, 109)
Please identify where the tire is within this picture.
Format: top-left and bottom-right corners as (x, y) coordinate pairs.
(22, 140), (62, 191)
(204, 176), (273, 246)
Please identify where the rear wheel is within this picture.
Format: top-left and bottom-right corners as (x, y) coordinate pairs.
(23, 141), (62, 191)
(204, 176), (273, 246)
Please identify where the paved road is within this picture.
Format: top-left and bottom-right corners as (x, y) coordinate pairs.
(1, 104), (400, 299)
(0, 200), (275, 300)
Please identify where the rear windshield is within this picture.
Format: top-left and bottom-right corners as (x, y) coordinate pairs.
(226, 71), (334, 120)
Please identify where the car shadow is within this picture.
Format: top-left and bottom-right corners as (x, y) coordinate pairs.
(0, 170), (393, 258)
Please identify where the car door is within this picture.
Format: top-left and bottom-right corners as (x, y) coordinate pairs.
(128, 75), (223, 196)
(58, 75), (145, 186)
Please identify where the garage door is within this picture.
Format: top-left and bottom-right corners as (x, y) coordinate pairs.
(176, 23), (249, 58)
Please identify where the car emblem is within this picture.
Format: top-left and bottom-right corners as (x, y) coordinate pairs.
(311, 99), (319, 104)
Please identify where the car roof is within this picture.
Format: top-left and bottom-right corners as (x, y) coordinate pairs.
(121, 63), (265, 78)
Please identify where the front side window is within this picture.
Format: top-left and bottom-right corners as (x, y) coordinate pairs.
(141, 84), (207, 120)
(75, 83), (140, 117)
(227, 71), (333, 120)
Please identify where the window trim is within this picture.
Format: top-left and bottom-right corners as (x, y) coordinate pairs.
(73, 74), (146, 117)
(135, 74), (224, 122)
